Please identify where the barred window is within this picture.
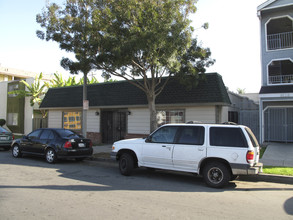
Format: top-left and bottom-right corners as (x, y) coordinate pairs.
(157, 110), (185, 126)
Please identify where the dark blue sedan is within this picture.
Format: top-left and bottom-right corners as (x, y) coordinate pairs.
(11, 128), (93, 163)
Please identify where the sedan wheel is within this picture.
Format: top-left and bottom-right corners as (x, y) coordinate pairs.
(46, 148), (57, 164)
(12, 145), (22, 158)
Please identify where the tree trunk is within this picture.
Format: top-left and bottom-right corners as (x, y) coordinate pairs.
(147, 95), (157, 133)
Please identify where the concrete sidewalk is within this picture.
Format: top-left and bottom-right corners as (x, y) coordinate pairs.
(260, 143), (293, 167)
(92, 144), (113, 160)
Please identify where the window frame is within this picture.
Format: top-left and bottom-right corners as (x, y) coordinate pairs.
(175, 126), (205, 146)
(156, 109), (185, 127)
(209, 127), (248, 148)
(62, 111), (82, 130)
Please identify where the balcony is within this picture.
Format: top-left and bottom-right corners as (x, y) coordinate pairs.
(266, 16), (293, 51)
(269, 74), (293, 84)
(268, 60), (293, 85)
(267, 31), (293, 50)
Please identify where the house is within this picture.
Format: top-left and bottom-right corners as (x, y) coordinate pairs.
(0, 66), (37, 82)
(0, 66), (50, 134)
(257, 0), (293, 143)
(40, 73), (231, 144)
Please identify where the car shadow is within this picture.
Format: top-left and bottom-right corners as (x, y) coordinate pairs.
(1, 150), (293, 193)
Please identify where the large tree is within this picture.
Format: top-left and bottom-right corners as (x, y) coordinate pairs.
(37, 0), (214, 133)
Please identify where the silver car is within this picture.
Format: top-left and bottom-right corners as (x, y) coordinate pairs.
(0, 127), (14, 151)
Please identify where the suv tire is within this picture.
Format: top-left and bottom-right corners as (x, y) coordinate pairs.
(203, 162), (231, 188)
(119, 153), (134, 176)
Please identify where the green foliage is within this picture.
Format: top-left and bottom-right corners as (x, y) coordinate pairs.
(8, 73), (48, 119)
(0, 119), (6, 126)
(237, 88), (246, 94)
(46, 72), (80, 87)
(8, 73), (48, 107)
(36, 0), (215, 131)
(47, 72), (99, 88)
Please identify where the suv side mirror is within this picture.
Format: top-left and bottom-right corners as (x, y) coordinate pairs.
(145, 136), (152, 143)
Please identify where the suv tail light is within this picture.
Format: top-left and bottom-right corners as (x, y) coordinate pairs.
(89, 141), (93, 148)
(246, 150), (254, 164)
(64, 141), (72, 149)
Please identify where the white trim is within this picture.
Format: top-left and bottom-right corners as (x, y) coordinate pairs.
(258, 0), (293, 13)
(260, 93), (293, 98)
(264, 15), (293, 52)
(257, 0), (276, 12)
(266, 58), (293, 86)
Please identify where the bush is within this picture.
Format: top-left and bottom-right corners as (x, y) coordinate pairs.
(0, 119), (6, 126)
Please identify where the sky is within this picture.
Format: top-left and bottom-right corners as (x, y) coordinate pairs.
(0, 0), (265, 93)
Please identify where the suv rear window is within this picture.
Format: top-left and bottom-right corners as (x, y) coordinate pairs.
(210, 127), (248, 148)
(245, 127), (259, 148)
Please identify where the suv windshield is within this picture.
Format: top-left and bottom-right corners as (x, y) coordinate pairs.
(245, 127), (259, 148)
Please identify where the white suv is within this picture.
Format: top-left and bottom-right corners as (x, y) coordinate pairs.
(111, 123), (263, 188)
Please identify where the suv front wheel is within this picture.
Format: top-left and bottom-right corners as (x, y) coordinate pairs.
(119, 153), (134, 176)
(203, 162), (231, 188)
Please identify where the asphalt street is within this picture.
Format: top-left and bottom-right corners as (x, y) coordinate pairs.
(0, 149), (293, 220)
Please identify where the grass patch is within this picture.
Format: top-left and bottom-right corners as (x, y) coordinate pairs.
(263, 166), (293, 176)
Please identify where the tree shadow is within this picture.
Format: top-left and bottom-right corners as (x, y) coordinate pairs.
(1, 150), (293, 194)
(284, 197), (293, 215)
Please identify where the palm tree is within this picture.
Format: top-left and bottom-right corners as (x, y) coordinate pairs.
(9, 73), (48, 127)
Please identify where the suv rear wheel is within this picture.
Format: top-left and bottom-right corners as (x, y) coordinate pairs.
(203, 162), (231, 188)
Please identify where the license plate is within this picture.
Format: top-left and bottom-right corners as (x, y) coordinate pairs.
(0, 137), (7, 140)
(78, 143), (85, 147)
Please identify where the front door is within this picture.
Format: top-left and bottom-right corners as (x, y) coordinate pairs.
(101, 110), (127, 144)
(141, 126), (178, 169)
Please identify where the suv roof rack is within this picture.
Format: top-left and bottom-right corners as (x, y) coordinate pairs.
(222, 122), (238, 125)
(186, 121), (203, 124)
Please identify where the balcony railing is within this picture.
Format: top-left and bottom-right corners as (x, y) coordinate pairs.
(269, 74), (293, 84)
(267, 31), (293, 50)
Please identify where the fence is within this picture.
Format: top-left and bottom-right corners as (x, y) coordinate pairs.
(33, 118), (48, 130)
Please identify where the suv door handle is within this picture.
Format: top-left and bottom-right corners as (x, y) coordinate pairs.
(198, 147), (205, 151)
(162, 145), (171, 151)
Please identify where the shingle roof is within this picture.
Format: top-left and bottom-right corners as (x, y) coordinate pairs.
(260, 85), (293, 94)
(40, 73), (231, 109)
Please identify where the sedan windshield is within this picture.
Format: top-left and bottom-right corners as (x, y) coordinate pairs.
(55, 129), (83, 138)
(0, 127), (8, 133)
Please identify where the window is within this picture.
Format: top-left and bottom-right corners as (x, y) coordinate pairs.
(151, 126), (178, 143)
(8, 84), (19, 97)
(63, 112), (81, 130)
(268, 60), (293, 84)
(210, 127), (248, 148)
(7, 113), (18, 126)
(157, 110), (184, 126)
(28, 130), (42, 139)
(266, 16), (293, 50)
(176, 126), (205, 145)
(245, 127), (259, 148)
(39, 130), (55, 140)
(55, 129), (82, 138)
